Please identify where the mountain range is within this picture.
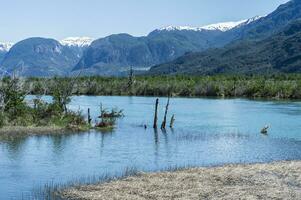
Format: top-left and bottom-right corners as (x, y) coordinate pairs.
(0, 37), (93, 76)
(0, 0), (301, 76)
(0, 17), (261, 76)
(150, 19), (301, 75)
(72, 17), (264, 76)
(150, 0), (301, 75)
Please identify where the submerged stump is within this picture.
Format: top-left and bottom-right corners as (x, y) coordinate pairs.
(153, 98), (159, 129)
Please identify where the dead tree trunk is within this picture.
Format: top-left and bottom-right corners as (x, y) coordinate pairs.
(153, 98), (159, 129)
(161, 97), (170, 129)
(88, 108), (92, 125)
(170, 114), (175, 128)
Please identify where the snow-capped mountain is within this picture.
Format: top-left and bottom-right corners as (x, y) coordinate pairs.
(1, 37), (83, 76)
(158, 16), (263, 32)
(0, 42), (14, 52)
(60, 37), (94, 47)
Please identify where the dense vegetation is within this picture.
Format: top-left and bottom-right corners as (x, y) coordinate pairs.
(0, 76), (88, 131)
(26, 74), (301, 99)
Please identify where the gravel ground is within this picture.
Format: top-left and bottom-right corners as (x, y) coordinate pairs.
(60, 161), (301, 200)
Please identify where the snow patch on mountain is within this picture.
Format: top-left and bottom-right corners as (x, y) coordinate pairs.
(158, 26), (203, 32)
(60, 37), (94, 47)
(0, 42), (14, 52)
(201, 20), (247, 31)
(237, 15), (265, 27)
(158, 16), (264, 32)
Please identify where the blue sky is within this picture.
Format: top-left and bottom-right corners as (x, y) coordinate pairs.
(1, 0), (289, 42)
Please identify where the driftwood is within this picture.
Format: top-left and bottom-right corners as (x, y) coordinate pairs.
(153, 98), (159, 129)
(88, 108), (92, 125)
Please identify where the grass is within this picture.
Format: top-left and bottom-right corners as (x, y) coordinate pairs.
(28, 161), (301, 200)
(94, 126), (115, 133)
(30, 167), (139, 200)
(0, 122), (91, 136)
(0, 126), (65, 135)
(57, 161), (301, 200)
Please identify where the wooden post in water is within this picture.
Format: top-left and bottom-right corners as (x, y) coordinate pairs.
(153, 98), (159, 129)
(88, 108), (92, 125)
(170, 114), (175, 128)
(161, 96), (170, 129)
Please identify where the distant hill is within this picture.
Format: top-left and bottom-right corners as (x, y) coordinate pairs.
(149, 19), (301, 75)
(0, 38), (81, 76)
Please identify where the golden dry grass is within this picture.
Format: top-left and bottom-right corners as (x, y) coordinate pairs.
(0, 126), (66, 135)
(60, 161), (301, 200)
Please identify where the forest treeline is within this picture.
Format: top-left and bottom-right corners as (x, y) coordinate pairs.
(25, 74), (301, 99)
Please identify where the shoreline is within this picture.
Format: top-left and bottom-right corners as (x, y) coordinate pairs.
(0, 126), (90, 136)
(0, 126), (114, 136)
(27, 75), (301, 100)
(0, 126), (67, 136)
(30, 93), (301, 101)
(59, 161), (301, 200)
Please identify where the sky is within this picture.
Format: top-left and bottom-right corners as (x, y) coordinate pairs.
(0, 0), (290, 42)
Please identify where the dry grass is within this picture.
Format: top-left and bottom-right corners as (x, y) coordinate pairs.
(60, 161), (301, 200)
(0, 126), (66, 135)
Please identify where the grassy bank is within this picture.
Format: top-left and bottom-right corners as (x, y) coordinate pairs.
(0, 76), (90, 135)
(0, 126), (65, 135)
(0, 75), (123, 136)
(0, 125), (92, 136)
(27, 74), (301, 99)
(59, 161), (301, 200)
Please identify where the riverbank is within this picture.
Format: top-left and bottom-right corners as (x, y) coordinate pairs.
(0, 126), (65, 135)
(27, 74), (301, 99)
(0, 125), (91, 136)
(60, 161), (301, 200)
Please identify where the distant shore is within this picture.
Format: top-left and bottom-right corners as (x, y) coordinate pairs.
(60, 161), (301, 200)
(27, 74), (301, 99)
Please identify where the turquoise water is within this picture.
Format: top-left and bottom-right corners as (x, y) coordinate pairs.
(1, 96), (301, 199)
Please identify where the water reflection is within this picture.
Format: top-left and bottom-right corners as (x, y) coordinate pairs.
(0, 135), (28, 160)
(153, 128), (159, 144)
(99, 130), (114, 153)
(49, 135), (66, 157)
